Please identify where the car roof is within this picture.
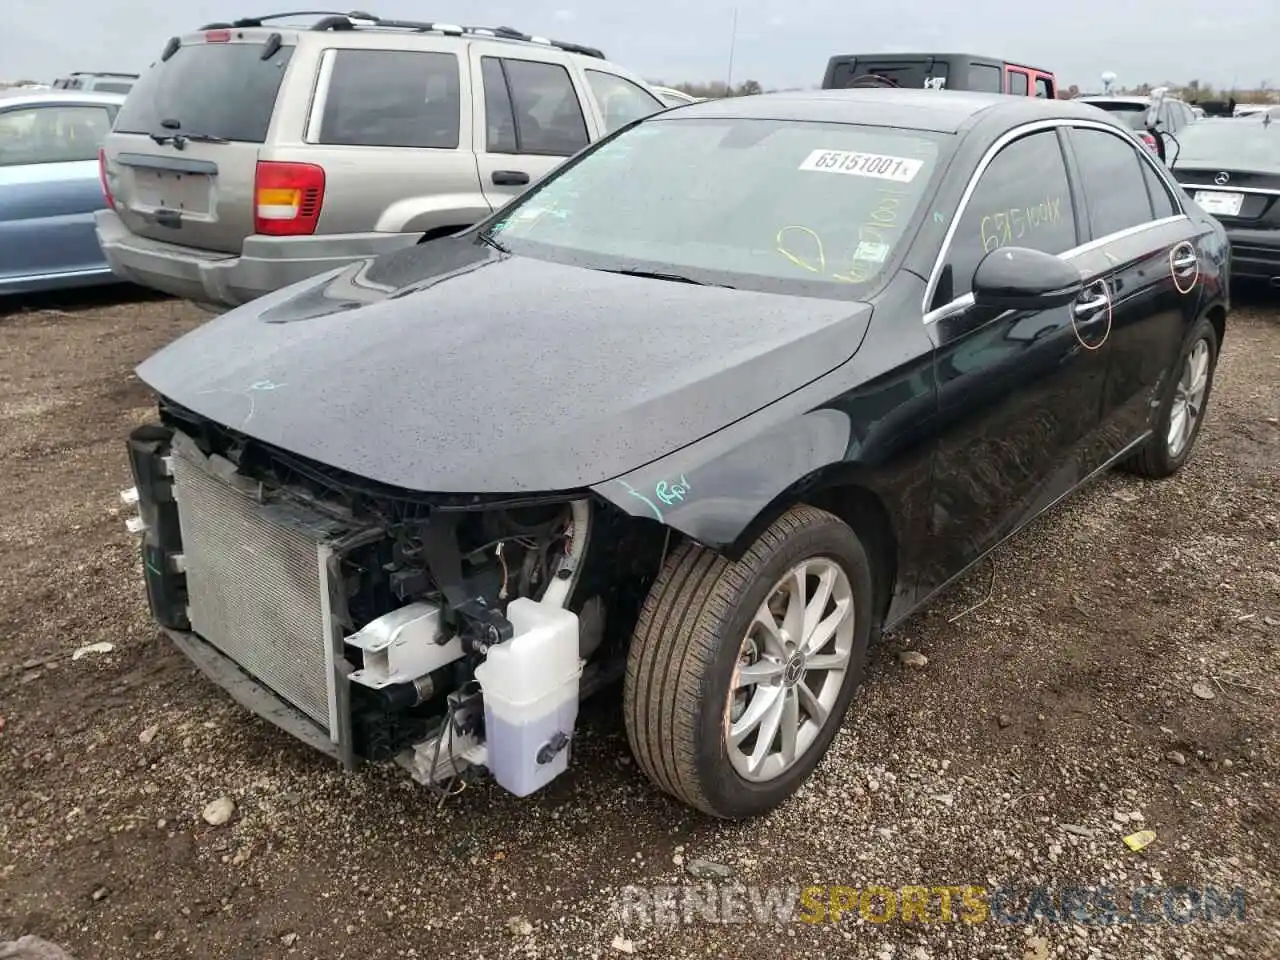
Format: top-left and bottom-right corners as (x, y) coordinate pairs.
(0, 89), (126, 107)
(828, 51), (1048, 69)
(663, 88), (1107, 134)
(1078, 94), (1182, 106)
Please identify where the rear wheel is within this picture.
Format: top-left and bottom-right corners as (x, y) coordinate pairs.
(1122, 316), (1218, 478)
(623, 505), (874, 819)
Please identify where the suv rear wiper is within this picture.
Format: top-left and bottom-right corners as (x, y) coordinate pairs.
(606, 267), (734, 288)
(148, 131), (230, 150)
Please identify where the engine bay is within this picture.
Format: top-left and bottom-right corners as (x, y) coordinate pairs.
(123, 398), (666, 798)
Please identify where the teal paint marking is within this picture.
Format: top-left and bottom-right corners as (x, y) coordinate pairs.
(655, 475), (691, 506)
(618, 480), (664, 522)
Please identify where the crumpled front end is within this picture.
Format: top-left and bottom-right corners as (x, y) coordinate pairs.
(121, 408), (660, 797)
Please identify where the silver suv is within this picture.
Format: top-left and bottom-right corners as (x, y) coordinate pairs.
(52, 72), (139, 94)
(95, 12), (667, 308)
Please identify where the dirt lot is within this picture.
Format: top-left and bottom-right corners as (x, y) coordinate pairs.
(1, 286), (1277, 960)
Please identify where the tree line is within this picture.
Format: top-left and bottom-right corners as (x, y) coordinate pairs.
(657, 78), (1278, 106)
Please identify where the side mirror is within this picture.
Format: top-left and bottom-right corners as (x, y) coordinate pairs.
(972, 247), (1083, 312)
(1145, 86), (1167, 131)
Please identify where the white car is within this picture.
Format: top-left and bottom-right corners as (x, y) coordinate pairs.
(650, 85), (701, 107)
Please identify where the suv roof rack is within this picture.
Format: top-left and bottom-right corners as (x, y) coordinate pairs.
(199, 10), (606, 59)
(67, 70), (140, 78)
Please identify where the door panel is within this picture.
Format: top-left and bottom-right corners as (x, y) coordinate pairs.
(0, 160), (105, 281)
(1064, 126), (1197, 455)
(925, 127), (1103, 579)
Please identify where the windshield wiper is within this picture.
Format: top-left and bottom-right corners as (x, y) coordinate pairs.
(606, 267), (733, 288)
(151, 118), (229, 149)
(477, 232), (509, 254)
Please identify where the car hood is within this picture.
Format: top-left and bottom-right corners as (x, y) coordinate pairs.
(137, 244), (872, 493)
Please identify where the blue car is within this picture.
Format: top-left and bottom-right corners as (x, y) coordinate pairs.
(0, 90), (125, 295)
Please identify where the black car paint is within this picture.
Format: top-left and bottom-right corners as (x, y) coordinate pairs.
(136, 91), (1228, 636)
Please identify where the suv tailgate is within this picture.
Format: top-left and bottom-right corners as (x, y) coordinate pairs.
(105, 36), (295, 254)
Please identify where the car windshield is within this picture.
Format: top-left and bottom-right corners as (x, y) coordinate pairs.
(114, 40), (294, 143)
(486, 117), (945, 298)
(1085, 101), (1148, 130)
(1175, 118), (1280, 174)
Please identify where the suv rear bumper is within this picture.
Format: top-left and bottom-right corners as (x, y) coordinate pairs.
(95, 209), (421, 307)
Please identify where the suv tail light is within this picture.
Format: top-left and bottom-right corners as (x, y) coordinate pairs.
(253, 161), (325, 236)
(98, 148), (116, 210)
(1139, 132), (1159, 154)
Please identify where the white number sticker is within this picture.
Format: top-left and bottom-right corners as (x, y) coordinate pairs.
(798, 149), (924, 183)
(853, 240), (892, 263)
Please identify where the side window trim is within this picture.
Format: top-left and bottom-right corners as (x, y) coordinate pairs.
(303, 48), (337, 143)
(921, 117), (1190, 320)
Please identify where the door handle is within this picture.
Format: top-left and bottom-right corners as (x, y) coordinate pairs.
(1073, 292), (1108, 317)
(1171, 253), (1198, 273)
(491, 170), (530, 186)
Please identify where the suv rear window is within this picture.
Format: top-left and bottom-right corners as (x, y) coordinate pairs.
(1085, 102), (1147, 131)
(318, 49), (460, 149)
(114, 41), (294, 143)
(828, 59), (949, 90)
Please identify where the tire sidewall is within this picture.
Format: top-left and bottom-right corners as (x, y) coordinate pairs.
(1155, 317), (1219, 473)
(694, 515), (875, 819)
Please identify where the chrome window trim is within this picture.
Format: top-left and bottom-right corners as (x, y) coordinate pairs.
(1179, 184), (1280, 197)
(922, 215), (1189, 325)
(304, 48), (336, 143)
(920, 117), (1189, 321)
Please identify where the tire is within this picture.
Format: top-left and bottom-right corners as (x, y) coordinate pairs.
(623, 505), (875, 819)
(1122, 316), (1219, 479)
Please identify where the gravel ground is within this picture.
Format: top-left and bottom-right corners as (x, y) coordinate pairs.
(1, 286), (1277, 960)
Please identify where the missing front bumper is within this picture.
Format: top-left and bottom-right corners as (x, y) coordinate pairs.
(164, 626), (358, 768)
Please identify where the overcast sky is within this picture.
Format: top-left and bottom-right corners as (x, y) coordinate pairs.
(4, 0), (1277, 93)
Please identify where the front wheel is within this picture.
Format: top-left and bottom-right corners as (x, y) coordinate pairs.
(623, 505), (874, 819)
(1122, 316), (1219, 479)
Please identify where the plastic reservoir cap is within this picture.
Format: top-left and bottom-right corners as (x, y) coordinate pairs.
(475, 598), (581, 708)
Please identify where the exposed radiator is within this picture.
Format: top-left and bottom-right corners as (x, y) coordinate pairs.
(170, 441), (337, 732)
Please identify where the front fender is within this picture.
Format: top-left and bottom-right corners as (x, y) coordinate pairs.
(591, 347), (938, 576)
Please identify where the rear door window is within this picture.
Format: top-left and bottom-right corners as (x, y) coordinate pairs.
(0, 105), (113, 165)
(318, 49), (460, 149)
(482, 57), (588, 156)
(1069, 127), (1156, 238)
(114, 41), (293, 142)
(584, 70), (664, 132)
(1008, 70), (1029, 96)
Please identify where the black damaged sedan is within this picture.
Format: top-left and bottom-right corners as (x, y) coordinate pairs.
(124, 89), (1229, 819)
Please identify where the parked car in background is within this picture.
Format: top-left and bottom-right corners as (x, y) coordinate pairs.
(1233, 103), (1270, 118)
(95, 12), (666, 310)
(1173, 111), (1280, 287)
(651, 85), (701, 107)
(822, 53), (1056, 98)
(52, 72), (139, 95)
(123, 89), (1227, 820)
(1077, 92), (1194, 159)
(0, 90), (124, 295)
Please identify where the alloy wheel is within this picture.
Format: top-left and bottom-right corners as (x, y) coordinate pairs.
(725, 557), (855, 782)
(1167, 338), (1210, 458)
